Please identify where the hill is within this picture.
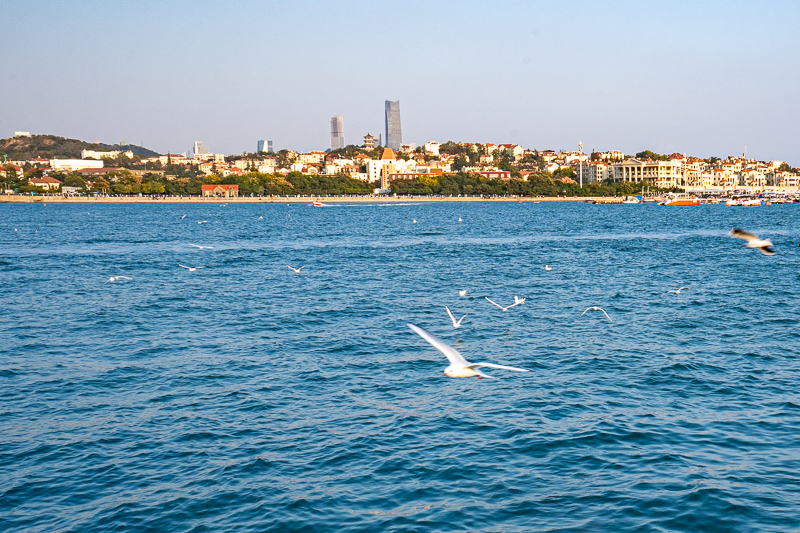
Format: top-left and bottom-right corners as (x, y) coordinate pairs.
(0, 135), (161, 161)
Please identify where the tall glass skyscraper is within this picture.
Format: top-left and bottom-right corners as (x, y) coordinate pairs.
(330, 115), (345, 150)
(385, 100), (402, 150)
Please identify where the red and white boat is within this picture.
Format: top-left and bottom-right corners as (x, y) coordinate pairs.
(658, 194), (700, 206)
(312, 200), (325, 207)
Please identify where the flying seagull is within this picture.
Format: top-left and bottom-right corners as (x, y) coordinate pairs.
(287, 265), (304, 274)
(105, 276), (132, 283)
(408, 324), (530, 379)
(181, 214), (186, 219)
(666, 286), (690, 295)
(729, 228), (775, 255)
(458, 217), (462, 222)
(582, 307), (612, 322)
(485, 297), (523, 312)
(189, 243), (214, 250)
(413, 219), (417, 224)
(445, 305), (468, 329)
(197, 220), (208, 224)
(458, 289), (467, 297)
(514, 296), (526, 305)
(544, 265), (553, 271)
(179, 264), (204, 272)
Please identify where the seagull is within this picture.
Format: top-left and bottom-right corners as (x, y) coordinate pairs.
(287, 264), (304, 274)
(458, 217), (462, 222)
(188, 243), (214, 250)
(105, 276), (132, 283)
(582, 307), (612, 322)
(485, 297), (522, 312)
(179, 264), (204, 272)
(197, 220), (208, 225)
(413, 219), (417, 224)
(408, 324), (530, 379)
(544, 265), (552, 271)
(458, 289), (467, 297)
(729, 228), (775, 255)
(445, 306), (468, 329)
(514, 296), (526, 305)
(666, 286), (690, 295)
(258, 216), (263, 220)
(181, 214), (186, 219)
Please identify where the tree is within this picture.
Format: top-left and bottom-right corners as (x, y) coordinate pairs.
(92, 177), (110, 193)
(778, 162), (792, 172)
(635, 150), (668, 161)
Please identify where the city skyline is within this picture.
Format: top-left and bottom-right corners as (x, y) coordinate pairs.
(1, 1), (798, 163)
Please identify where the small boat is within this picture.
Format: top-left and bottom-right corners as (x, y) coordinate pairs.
(312, 200), (325, 207)
(659, 194), (700, 206)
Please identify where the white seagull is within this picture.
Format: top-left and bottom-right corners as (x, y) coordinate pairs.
(197, 220), (208, 225)
(181, 214), (186, 219)
(666, 286), (690, 295)
(179, 264), (204, 272)
(729, 228), (775, 255)
(445, 305), (468, 329)
(188, 243), (214, 250)
(544, 265), (553, 271)
(458, 289), (467, 297)
(258, 216), (263, 220)
(514, 296), (526, 305)
(408, 324), (530, 379)
(413, 219), (417, 224)
(485, 297), (523, 312)
(582, 307), (612, 322)
(287, 264), (304, 274)
(458, 217), (462, 222)
(105, 276), (132, 283)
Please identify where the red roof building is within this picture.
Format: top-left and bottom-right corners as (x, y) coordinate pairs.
(201, 184), (239, 197)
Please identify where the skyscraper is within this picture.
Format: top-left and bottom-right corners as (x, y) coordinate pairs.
(257, 140), (267, 153)
(330, 114), (345, 150)
(193, 141), (209, 158)
(385, 100), (402, 151)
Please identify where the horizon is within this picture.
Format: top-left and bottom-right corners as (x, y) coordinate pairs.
(1, 1), (798, 164)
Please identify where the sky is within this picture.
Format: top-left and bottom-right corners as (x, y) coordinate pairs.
(1, 0), (799, 163)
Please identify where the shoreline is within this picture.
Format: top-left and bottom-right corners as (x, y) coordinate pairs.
(0, 194), (599, 204)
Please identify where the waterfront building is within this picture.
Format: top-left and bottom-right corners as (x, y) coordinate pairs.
(29, 176), (62, 190)
(201, 184), (239, 197)
(385, 100), (402, 150)
(331, 115), (345, 150)
(612, 158), (683, 189)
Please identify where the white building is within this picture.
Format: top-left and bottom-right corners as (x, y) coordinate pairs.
(81, 149), (134, 160)
(424, 141), (440, 156)
(50, 159), (104, 172)
(612, 159), (683, 188)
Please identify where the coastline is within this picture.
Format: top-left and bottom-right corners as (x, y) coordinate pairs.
(0, 194), (598, 204)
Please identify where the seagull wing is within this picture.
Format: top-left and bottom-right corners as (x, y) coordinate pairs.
(679, 287), (690, 291)
(408, 324), (469, 367)
(179, 264), (190, 269)
(581, 308), (591, 316)
(195, 266), (205, 269)
(729, 228), (759, 242)
(468, 362), (531, 373)
(118, 276), (133, 280)
(599, 309), (612, 321)
(445, 305), (458, 327)
(189, 243), (200, 248)
(759, 246), (775, 256)
(485, 297), (504, 310)
(458, 314), (468, 326)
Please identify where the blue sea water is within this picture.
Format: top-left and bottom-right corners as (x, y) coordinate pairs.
(1, 200), (799, 532)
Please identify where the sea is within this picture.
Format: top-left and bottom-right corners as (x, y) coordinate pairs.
(1, 200), (799, 532)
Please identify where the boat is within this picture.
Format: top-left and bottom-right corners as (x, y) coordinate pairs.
(658, 194), (700, 206)
(725, 198), (763, 207)
(622, 195), (642, 204)
(312, 200), (325, 207)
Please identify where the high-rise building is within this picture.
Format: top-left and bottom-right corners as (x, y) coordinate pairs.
(330, 115), (345, 150)
(257, 140), (273, 153)
(193, 141), (209, 158)
(385, 100), (402, 151)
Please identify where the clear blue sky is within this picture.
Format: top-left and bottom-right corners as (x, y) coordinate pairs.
(1, 0), (798, 163)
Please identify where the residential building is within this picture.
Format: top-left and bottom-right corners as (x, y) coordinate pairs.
(330, 115), (345, 150)
(612, 158), (683, 189)
(385, 100), (402, 150)
(14, 131), (31, 137)
(81, 149), (134, 160)
(29, 176), (62, 190)
(424, 141), (440, 156)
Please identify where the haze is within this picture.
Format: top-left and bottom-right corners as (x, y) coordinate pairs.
(1, 0), (798, 163)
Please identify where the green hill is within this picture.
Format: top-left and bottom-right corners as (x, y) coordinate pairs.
(0, 135), (161, 161)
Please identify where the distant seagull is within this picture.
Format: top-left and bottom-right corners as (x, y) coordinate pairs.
(287, 264), (304, 274)
(179, 264), (204, 272)
(258, 216), (263, 220)
(458, 217), (462, 222)
(729, 228), (775, 255)
(197, 220), (208, 224)
(582, 307), (612, 322)
(189, 243), (214, 250)
(413, 219), (417, 223)
(181, 214), (186, 219)
(666, 286), (690, 295)
(105, 276), (132, 283)
(445, 305), (468, 329)
(408, 324), (530, 379)
(458, 289), (467, 297)
(485, 297), (522, 312)
(14, 228), (17, 232)
(514, 296), (526, 305)
(544, 265), (553, 271)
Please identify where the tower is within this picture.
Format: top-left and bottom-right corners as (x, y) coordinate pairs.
(385, 100), (402, 151)
(330, 115), (345, 150)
